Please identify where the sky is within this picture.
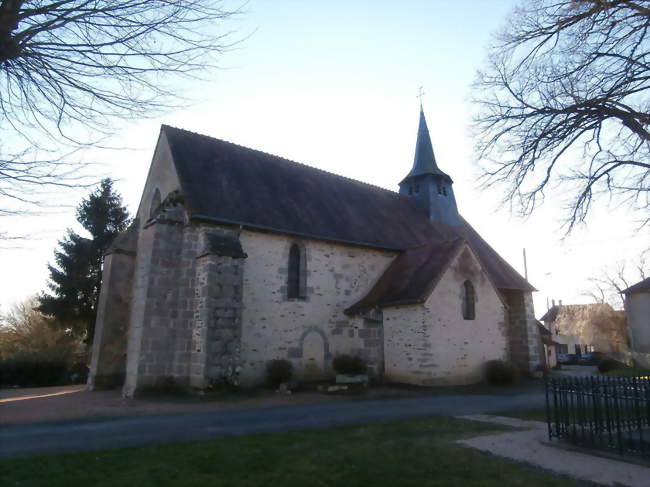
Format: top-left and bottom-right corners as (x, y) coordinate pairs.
(1, 0), (647, 316)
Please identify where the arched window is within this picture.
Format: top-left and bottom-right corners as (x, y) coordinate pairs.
(462, 280), (476, 320)
(287, 243), (303, 299)
(149, 188), (161, 219)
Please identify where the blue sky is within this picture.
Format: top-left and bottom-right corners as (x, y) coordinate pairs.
(1, 0), (646, 314)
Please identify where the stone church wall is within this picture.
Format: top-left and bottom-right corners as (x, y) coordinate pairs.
(190, 228), (246, 389)
(87, 251), (135, 389)
(383, 246), (508, 386)
(123, 219), (195, 396)
(101, 196), (535, 394)
(115, 217), (395, 394)
(503, 290), (540, 374)
(237, 229), (396, 386)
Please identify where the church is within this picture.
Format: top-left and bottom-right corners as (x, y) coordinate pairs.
(88, 109), (540, 397)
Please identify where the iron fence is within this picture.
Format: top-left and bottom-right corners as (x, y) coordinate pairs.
(545, 376), (650, 458)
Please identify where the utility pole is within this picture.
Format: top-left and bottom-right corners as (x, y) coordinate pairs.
(523, 248), (529, 281)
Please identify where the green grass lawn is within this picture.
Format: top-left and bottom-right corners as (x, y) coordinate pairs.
(1, 416), (590, 487)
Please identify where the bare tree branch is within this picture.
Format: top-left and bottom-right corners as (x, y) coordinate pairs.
(473, 0), (650, 232)
(583, 249), (650, 308)
(0, 1), (241, 222)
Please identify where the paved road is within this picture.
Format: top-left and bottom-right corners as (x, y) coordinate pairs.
(0, 388), (546, 459)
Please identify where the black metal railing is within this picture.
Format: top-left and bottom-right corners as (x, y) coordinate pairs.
(545, 375), (650, 458)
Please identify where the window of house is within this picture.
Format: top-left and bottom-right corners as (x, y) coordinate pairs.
(287, 243), (305, 299)
(462, 280), (475, 320)
(437, 184), (442, 195)
(442, 186), (447, 196)
(557, 344), (568, 354)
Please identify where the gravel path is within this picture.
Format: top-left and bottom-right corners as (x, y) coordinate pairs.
(459, 415), (650, 487)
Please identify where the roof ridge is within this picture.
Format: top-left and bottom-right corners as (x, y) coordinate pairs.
(161, 124), (401, 197)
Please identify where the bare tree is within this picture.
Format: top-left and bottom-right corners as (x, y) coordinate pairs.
(584, 251), (648, 308)
(0, 0), (240, 216)
(473, 0), (650, 231)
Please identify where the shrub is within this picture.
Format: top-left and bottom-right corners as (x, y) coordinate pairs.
(333, 355), (366, 375)
(139, 376), (189, 396)
(485, 360), (516, 386)
(0, 353), (69, 387)
(266, 359), (293, 387)
(598, 358), (627, 373)
(66, 361), (89, 384)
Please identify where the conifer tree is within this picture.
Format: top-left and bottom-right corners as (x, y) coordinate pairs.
(38, 179), (130, 344)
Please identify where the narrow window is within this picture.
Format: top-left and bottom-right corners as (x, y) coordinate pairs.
(288, 243), (301, 299)
(442, 186), (447, 196)
(462, 280), (475, 320)
(149, 188), (161, 219)
(415, 183), (419, 193)
(437, 184), (442, 195)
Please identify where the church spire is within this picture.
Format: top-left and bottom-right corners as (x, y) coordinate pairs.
(399, 107), (460, 227)
(401, 107), (451, 184)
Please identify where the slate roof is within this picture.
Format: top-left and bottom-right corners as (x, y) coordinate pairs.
(400, 108), (451, 184)
(161, 125), (534, 297)
(346, 239), (465, 313)
(537, 322), (555, 346)
(539, 306), (560, 323)
(622, 277), (650, 294)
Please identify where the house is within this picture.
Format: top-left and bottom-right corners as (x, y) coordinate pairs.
(539, 303), (628, 360)
(537, 321), (558, 368)
(88, 108), (540, 397)
(622, 277), (650, 368)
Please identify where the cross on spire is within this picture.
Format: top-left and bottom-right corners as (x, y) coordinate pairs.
(417, 86), (425, 107)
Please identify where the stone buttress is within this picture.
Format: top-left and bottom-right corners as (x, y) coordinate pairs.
(503, 290), (541, 374)
(87, 224), (138, 389)
(190, 230), (247, 389)
(117, 193), (247, 397)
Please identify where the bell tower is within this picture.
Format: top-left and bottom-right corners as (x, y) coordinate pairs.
(399, 107), (460, 226)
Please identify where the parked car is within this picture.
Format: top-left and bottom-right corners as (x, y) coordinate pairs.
(578, 352), (606, 365)
(558, 353), (577, 364)
(578, 353), (594, 365)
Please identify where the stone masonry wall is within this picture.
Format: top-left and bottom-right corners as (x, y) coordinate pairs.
(190, 228), (245, 389)
(504, 290), (540, 374)
(237, 229), (396, 386)
(120, 217), (528, 393)
(88, 251), (135, 389)
(123, 219), (194, 396)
